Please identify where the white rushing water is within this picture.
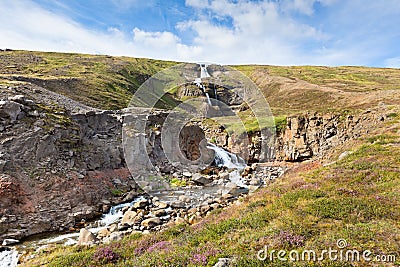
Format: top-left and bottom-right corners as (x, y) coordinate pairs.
(99, 196), (145, 226)
(207, 143), (246, 170)
(207, 143), (247, 187)
(194, 78), (212, 105)
(41, 196), (146, 246)
(0, 249), (18, 267)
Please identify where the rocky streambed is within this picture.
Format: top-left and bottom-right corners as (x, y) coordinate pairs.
(4, 161), (284, 266)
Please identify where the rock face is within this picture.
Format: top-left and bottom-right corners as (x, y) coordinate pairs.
(0, 94), (143, 241)
(179, 125), (205, 161)
(275, 109), (388, 161)
(202, 107), (391, 163)
(0, 92), (217, 242)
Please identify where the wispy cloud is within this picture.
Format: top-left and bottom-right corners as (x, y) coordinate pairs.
(0, 0), (398, 66)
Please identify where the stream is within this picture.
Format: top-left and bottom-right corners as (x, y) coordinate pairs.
(1, 144), (248, 266)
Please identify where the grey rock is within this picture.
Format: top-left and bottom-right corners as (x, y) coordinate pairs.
(141, 217), (161, 228)
(219, 172), (230, 180)
(154, 201), (169, 209)
(153, 209), (167, 217)
(133, 199), (149, 209)
(170, 200), (185, 209)
(192, 173), (211, 185)
(121, 210), (138, 225)
(0, 100), (23, 122)
(77, 228), (97, 246)
(178, 195), (192, 203)
(213, 258), (231, 267)
(123, 191), (138, 202)
(182, 171), (192, 178)
(103, 231), (125, 244)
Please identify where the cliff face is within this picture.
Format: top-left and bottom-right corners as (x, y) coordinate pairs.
(275, 108), (388, 161)
(0, 94), (208, 241)
(0, 95), (140, 241)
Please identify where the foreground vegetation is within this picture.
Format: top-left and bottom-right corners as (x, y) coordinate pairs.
(24, 110), (400, 266)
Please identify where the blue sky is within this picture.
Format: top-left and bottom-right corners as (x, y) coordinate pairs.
(0, 0), (399, 67)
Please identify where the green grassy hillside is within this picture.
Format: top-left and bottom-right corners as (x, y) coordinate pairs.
(0, 50), (177, 109)
(1, 50), (399, 115)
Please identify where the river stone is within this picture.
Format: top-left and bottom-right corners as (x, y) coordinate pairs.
(188, 215), (198, 225)
(219, 172), (230, 180)
(133, 199), (149, 209)
(121, 210), (138, 225)
(192, 173), (211, 185)
(182, 171), (192, 178)
(170, 200), (185, 209)
(188, 207), (198, 214)
(154, 201), (168, 209)
(178, 195), (192, 203)
(77, 228), (97, 246)
(103, 231), (125, 244)
(210, 203), (220, 210)
(96, 228), (111, 239)
(2, 239), (19, 246)
(200, 205), (211, 213)
(141, 217), (161, 228)
(226, 186), (249, 197)
(123, 191), (137, 202)
(249, 178), (261, 186)
(153, 209), (167, 217)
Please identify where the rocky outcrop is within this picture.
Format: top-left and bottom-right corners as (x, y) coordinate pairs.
(0, 94), (214, 242)
(0, 96), (139, 241)
(275, 108), (388, 161)
(201, 106), (391, 163)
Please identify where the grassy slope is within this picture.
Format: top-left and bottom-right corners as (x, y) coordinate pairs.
(24, 110), (400, 266)
(1, 50), (399, 114)
(0, 50), (177, 110)
(234, 65), (400, 116)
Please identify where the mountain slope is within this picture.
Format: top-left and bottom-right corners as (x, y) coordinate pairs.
(1, 50), (399, 116)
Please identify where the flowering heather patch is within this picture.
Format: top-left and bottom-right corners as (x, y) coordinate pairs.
(134, 235), (160, 255)
(276, 230), (305, 247)
(147, 241), (171, 253)
(190, 253), (208, 265)
(93, 246), (119, 264)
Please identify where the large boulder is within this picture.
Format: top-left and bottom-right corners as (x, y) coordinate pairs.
(141, 217), (161, 228)
(192, 173), (211, 185)
(121, 210), (138, 225)
(0, 100), (23, 122)
(77, 228), (97, 246)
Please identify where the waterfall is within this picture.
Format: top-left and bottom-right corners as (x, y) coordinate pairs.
(0, 248), (19, 267)
(206, 143), (246, 170)
(194, 78), (212, 105)
(204, 92), (212, 105)
(207, 143), (247, 187)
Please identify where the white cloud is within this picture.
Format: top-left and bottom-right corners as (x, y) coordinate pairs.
(281, 0), (337, 15)
(0, 0), (397, 66)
